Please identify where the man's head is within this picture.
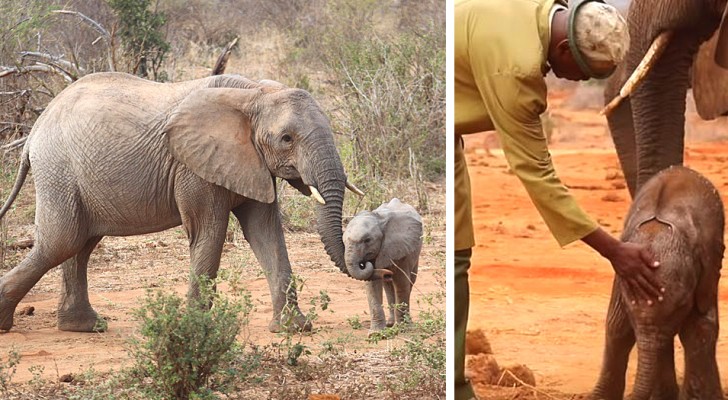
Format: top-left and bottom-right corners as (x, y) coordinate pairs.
(548, 0), (629, 81)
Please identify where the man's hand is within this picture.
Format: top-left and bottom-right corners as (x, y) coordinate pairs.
(606, 241), (663, 305)
(582, 228), (663, 305)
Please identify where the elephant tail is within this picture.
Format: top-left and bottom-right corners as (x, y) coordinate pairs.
(0, 146), (30, 221)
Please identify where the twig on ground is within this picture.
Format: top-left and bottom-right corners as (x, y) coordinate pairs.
(497, 369), (565, 400)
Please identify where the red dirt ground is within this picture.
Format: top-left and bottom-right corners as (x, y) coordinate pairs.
(465, 83), (728, 399)
(0, 182), (445, 390)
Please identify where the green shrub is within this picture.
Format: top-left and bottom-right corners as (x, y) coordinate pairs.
(0, 348), (20, 394)
(128, 277), (252, 399)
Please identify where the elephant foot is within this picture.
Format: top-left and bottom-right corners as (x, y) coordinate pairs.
(369, 320), (387, 332)
(57, 307), (106, 332)
(386, 320), (394, 328)
(268, 312), (312, 333)
(0, 306), (15, 332)
(0, 282), (22, 331)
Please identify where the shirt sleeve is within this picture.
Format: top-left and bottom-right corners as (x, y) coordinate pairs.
(473, 72), (599, 246)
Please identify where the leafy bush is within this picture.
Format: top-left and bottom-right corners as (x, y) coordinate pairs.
(108, 0), (170, 80)
(128, 278), (252, 399)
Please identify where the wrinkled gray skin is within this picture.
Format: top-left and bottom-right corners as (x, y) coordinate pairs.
(591, 166), (724, 400)
(343, 198), (422, 332)
(605, 0), (728, 196)
(0, 72), (373, 333)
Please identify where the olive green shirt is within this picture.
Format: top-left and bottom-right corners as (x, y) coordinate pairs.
(454, 0), (598, 249)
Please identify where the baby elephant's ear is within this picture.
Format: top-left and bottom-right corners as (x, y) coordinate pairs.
(165, 88), (275, 203)
(375, 206), (423, 268)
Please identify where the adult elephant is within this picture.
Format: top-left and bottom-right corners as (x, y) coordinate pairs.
(602, 0), (728, 195)
(0, 72), (380, 333)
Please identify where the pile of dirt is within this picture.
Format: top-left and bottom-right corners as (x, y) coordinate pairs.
(465, 329), (536, 391)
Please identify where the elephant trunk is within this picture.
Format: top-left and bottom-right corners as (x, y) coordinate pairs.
(631, 328), (667, 400)
(626, 3), (719, 190)
(302, 146), (357, 278)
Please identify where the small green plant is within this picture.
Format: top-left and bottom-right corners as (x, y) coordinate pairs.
(347, 314), (362, 330)
(0, 348), (20, 393)
(128, 277), (252, 399)
(27, 364), (46, 392)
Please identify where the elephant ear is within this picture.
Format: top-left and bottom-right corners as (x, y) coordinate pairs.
(374, 200), (423, 268)
(165, 87), (275, 203)
(692, 31), (728, 119)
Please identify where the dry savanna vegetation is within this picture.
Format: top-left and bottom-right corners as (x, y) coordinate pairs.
(0, 1), (445, 399)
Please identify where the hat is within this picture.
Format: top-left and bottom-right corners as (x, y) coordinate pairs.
(568, 0), (630, 78)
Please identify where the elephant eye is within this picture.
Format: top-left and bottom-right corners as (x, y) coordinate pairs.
(281, 133), (293, 143)
(364, 237), (371, 244)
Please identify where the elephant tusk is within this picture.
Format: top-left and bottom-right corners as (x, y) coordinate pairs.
(309, 186), (326, 205)
(601, 31), (673, 116)
(346, 180), (365, 197)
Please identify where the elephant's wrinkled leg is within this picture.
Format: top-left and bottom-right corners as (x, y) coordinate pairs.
(606, 96), (638, 198)
(652, 340), (678, 400)
(392, 264), (414, 325)
(679, 307), (722, 400)
(367, 279), (386, 332)
(591, 279), (635, 400)
(384, 280), (395, 327)
(181, 211), (228, 304)
(0, 235), (87, 331)
(57, 236), (104, 332)
(233, 202), (310, 333)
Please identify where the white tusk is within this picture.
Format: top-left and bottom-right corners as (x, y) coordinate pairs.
(309, 186), (326, 205)
(601, 31), (673, 116)
(346, 180), (365, 197)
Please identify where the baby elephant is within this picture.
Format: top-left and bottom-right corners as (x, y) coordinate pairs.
(343, 198), (422, 332)
(591, 166), (724, 400)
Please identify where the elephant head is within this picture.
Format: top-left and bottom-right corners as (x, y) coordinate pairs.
(343, 199), (422, 280)
(163, 83), (366, 278)
(602, 0), (728, 194)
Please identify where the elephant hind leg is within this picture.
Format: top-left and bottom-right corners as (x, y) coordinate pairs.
(0, 233), (90, 331)
(57, 236), (104, 332)
(679, 307), (722, 399)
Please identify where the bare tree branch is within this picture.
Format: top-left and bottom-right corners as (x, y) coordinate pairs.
(51, 9), (116, 72)
(51, 10), (110, 40)
(0, 62), (74, 83)
(19, 51), (84, 75)
(2, 137), (27, 152)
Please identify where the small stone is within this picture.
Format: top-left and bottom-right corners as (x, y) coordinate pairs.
(17, 306), (34, 316)
(601, 193), (623, 202)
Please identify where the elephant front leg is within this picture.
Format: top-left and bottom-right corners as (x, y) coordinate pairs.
(591, 279), (635, 400)
(366, 279), (387, 332)
(57, 237), (104, 332)
(233, 202), (310, 333)
(384, 280), (395, 327)
(679, 307), (723, 400)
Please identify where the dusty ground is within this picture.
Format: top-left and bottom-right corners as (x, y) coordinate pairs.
(465, 81), (728, 399)
(0, 176), (445, 396)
